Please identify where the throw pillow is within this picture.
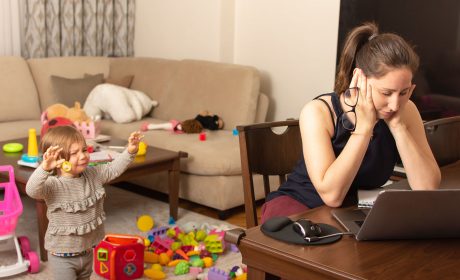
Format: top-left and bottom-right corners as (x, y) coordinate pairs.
(105, 75), (134, 88)
(51, 74), (104, 107)
(84, 74), (134, 88)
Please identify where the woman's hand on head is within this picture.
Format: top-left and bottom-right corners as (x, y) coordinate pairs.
(42, 145), (65, 172)
(127, 131), (144, 155)
(352, 68), (377, 134)
(384, 84), (416, 130)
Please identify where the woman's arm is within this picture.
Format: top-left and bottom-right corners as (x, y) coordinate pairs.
(300, 101), (372, 207)
(388, 101), (441, 189)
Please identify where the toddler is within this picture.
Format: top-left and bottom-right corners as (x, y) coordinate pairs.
(26, 125), (143, 280)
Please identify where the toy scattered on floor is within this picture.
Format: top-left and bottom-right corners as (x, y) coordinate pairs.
(17, 129), (41, 168)
(94, 234), (145, 280)
(137, 215), (155, 232)
(141, 111), (224, 134)
(232, 128), (239, 136)
(0, 165), (40, 277)
(199, 132), (207, 141)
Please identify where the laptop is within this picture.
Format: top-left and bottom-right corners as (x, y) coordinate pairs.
(331, 189), (460, 240)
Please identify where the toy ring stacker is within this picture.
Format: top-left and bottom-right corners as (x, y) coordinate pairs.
(3, 143), (24, 153)
(61, 161), (72, 172)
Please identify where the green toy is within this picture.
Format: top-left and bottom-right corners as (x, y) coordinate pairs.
(3, 143), (24, 153)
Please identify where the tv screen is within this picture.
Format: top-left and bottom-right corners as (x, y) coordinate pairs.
(337, 0), (460, 120)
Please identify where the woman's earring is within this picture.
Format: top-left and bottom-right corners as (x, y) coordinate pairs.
(61, 161), (72, 172)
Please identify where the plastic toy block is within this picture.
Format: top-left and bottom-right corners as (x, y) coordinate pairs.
(148, 226), (169, 239)
(168, 216), (176, 225)
(203, 235), (224, 253)
(230, 244), (239, 253)
(232, 128), (238, 135)
(207, 267), (230, 280)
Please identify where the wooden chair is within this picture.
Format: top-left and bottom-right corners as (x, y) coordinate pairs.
(424, 116), (460, 167)
(237, 120), (302, 228)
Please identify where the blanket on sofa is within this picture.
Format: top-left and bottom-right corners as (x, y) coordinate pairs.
(83, 84), (158, 123)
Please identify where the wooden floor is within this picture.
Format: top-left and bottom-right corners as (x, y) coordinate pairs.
(114, 182), (261, 228)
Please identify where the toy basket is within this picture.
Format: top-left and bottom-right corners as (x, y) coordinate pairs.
(0, 165), (23, 236)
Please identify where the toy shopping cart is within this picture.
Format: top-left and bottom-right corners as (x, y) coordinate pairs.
(0, 165), (39, 277)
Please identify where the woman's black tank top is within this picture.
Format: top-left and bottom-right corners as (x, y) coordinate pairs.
(266, 93), (399, 208)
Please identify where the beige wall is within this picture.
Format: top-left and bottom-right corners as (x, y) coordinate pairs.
(135, 0), (340, 121)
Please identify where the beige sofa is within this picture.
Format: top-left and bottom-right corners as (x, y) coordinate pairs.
(0, 56), (270, 215)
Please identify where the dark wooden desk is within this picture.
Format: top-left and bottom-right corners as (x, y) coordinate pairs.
(239, 161), (460, 279)
(0, 137), (187, 261)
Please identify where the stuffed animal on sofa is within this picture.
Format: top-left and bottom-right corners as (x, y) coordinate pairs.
(140, 110), (224, 133)
(83, 84), (159, 123)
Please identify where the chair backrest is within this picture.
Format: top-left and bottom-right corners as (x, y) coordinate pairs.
(424, 116), (460, 167)
(238, 120), (302, 228)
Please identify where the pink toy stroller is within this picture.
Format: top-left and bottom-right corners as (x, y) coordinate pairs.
(0, 165), (40, 277)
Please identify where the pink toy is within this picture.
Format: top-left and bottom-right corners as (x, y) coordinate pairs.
(94, 234), (144, 280)
(0, 165), (40, 277)
(74, 120), (101, 139)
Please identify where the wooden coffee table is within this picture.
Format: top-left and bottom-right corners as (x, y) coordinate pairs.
(0, 137), (187, 261)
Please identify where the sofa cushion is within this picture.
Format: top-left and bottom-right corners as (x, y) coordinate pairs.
(99, 118), (241, 175)
(0, 57), (41, 122)
(0, 120), (42, 142)
(28, 56), (110, 110)
(154, 59), (261, 130)
(109, 57), (179, 109)
(51, 74), (104, 107)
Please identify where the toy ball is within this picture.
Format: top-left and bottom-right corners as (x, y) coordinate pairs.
(61, 161), (72, 172)
(137, 141), (147, 156)
(3, 143), (24, 153)
(137, 215), (154, 232)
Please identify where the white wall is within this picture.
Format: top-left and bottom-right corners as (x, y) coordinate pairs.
(135, 0), (340, 121)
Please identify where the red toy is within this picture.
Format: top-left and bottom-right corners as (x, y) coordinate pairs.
(94, 234), (144, 280)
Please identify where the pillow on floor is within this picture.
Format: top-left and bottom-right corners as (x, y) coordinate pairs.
(83, 84), (158, 123)
(51, 74), (104, 107)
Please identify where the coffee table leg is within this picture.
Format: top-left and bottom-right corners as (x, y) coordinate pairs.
(247, 266), (266, 280)
(35, 200), (49, 261)
(168, 158), (180, 220)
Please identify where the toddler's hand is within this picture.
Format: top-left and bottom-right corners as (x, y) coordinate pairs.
(42, 146), (65, 172)
(127, 131), (144, 155)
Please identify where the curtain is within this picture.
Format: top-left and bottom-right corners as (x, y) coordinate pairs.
(0, 0), (21, 56)
(22, 0), (135, 58)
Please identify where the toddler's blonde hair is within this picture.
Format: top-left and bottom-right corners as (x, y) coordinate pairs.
(40, 126), (86, 161)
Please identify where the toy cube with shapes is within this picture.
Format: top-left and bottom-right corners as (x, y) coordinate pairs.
(94, 234), (144, 280)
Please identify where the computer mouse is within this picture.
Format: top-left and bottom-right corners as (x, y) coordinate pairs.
(262, 216), (292, 232)
(292, 218), (322, 237)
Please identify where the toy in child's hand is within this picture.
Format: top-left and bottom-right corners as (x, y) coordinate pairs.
(140, 110), (224, 134)
(61, 161), (72, 172)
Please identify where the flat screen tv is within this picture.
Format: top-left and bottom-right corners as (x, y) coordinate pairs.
(337, 0), (460, 120)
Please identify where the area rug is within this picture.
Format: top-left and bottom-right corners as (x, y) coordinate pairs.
(0, 185), (242, 279)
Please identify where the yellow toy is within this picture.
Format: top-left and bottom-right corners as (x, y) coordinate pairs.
(27, 128), (38, 157)
(144, 268), (166, 280)
(136, 141), (147, 156)
(137, 215), (154, 232)
(61, 161), (72, 172)
(144, 251), (159, 263)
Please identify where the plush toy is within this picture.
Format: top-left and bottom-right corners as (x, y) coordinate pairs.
(83, 84), (159, 124)
(41, 102), (96, 138)
(43, 102), (91, 124)
(140, 111), (224, 134)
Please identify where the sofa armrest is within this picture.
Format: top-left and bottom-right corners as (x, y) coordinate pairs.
(255, 93), (269, 123)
